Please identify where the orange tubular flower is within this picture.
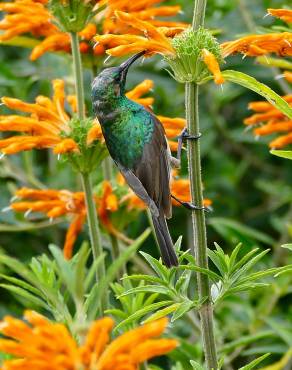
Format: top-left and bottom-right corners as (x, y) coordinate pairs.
(202, 49), (225, 84)
(0, 311), (178, 370)
(268, 8), (292, 24)
(284, 71), (292, 83)
(9, 183), (131, 258)
(103, 0), (187, 34)
(221, 32), (292, 58)
(245, 73), (292, 149)
(0, 79), (81, 156)
(0, 0), (99, 59)
(94, 11), (182, 57)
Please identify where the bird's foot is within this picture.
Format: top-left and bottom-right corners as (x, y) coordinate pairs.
(171, 194), (211, 212)
(177, 128), (202, 161)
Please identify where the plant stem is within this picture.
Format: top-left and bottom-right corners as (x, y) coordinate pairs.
(70, 31), (107, 311)
(81, 173), (106, 303)
(70, 32), (85, 120)
(185, 83), (217, 369)
(186, 1), (218, 369)
(192, 0), (207, 30)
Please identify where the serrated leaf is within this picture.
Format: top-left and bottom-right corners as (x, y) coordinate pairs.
(171, 300), (194, 322)
(87, 229), (150, 319)
(179, 265), (221, 281)
(118, 285), (171, 297)
(231, 249), (270, 284)
(122, 274), (165, 285)
(190, 360), (205, 370)
(113, 300), (173, 332)
(0, 284), (47, 309)
(140, 251), (169, 280)
(222, 70), (292, 119)
(238, 353), (270, 370)
(143, 303), (180, 323)
(270, 150), (292, 160)
(0, 274), (43, 298)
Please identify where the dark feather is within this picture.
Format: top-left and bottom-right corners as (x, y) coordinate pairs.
(116, 113), (178, 267)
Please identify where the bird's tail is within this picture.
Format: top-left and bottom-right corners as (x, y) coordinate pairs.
(151, 211), (178, 267)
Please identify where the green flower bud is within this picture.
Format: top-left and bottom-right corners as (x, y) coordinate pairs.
(165, 27), (223, 83)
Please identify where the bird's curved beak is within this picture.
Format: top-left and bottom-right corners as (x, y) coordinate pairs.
(119, 51), (145, 80)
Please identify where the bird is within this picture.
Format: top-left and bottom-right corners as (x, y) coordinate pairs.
(91, 52), (178, 267)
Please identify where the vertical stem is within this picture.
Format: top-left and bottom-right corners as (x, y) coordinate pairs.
(70, 32), (85, 120)
(186, 1), (218, 369)
(192, 0), (207, 30)
(81, 173), (106, 308)
(185, 84), (217, 370)
(70, 31), (107, 311)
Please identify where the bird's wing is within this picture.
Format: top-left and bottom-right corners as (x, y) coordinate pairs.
(117, 111), (172, 219)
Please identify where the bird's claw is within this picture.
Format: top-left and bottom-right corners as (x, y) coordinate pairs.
(171, 195), (211, 212)
(177, 128), (202, 161)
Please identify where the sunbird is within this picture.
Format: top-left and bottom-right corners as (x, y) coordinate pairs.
(92, 52), (180, 267)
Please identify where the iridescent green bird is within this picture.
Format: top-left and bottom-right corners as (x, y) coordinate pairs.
(92, 52), (178, 267)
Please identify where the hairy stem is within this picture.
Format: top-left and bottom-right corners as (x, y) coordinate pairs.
(186, 1), (218, 368)
(81, 172), (106, 310)
(70, 32), (85, 120)
(70, 32), (107, 311)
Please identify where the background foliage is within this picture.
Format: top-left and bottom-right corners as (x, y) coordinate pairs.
(0, 0), (291, 369)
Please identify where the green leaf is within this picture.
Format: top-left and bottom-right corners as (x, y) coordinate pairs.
(0, 274), (43, 298)
(231, 249), (270, 284)
(270, 150), (292, 160)
(222, 70), (292, 119)
(238, 353), (270, 370)
(118, 285), (171, 297)
(281, 244), (292, 251)
(0, 284), (47, 309)
(122, 274), (165, 285)
(140, 251), (170, 280)
(143, 303), (180, 323)
(190, 360), (205, 370)
(113, 300), (173, 331)
(171, 300), (194, 322)
(86, 229), (150, 319)
(179, 265), (221, 281)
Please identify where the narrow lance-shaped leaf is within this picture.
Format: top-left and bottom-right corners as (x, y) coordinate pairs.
(238, 353), (270, 370)
(222, 70), (292, 119)
(270, 150), (292, 160)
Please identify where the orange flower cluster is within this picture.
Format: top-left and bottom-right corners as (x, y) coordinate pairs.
(222, 8), (292, 58)
(221, 32), (292, 58)
(0, 0), (186, 60)
(0, 311), (178, 370)
(103, 0), (187, 34)
(95, 11), (180, 57)
(0, 79), (82, 156)
(9, 182), (130, 259)
(268, 8), (292, 24)
(244, 74), (292, 149)
(0, 79), (170, 157)
(0, 0), (99, 60)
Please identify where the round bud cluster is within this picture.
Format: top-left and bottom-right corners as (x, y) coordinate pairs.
(165, 27), (223, 83)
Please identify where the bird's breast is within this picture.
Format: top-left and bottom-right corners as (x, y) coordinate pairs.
(101, 109), (155, 169)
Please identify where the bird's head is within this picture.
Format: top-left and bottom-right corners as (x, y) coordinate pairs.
(92, 51), (145, 102)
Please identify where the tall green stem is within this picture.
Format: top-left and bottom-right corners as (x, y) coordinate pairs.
(70, 32), (85, 120)
(70, 31), (107, 311)
(186, 1), (218, 369)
